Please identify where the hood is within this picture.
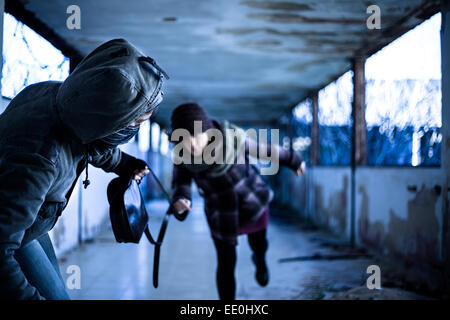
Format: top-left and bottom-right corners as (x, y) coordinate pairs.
(56, 38), (167, 144)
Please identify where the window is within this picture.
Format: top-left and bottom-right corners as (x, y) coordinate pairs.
(292, 99), (312, 165)
(151, 122), (161, 152)
(318, 71), (353, 165)
(2, 13), (69, 99)
(365, 13), (441, 166)
(138, 120), (150, 152)
(292, 71), (353, 166)
(295, 13), (442, 167)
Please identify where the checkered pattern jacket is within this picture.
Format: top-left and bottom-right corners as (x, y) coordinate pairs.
(171, 141), (303, 245)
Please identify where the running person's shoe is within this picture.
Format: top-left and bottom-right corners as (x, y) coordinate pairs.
(251, 253), (269, 286)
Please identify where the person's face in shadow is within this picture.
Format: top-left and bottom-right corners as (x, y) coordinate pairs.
(129, 91), (163, 127)
(129, 109), (154, 127)
(182, 132), (209, 157)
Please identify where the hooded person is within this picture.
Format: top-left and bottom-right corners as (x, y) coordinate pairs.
(0, 38), (168, 300)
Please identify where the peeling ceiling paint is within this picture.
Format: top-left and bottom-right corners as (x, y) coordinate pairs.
(16, 0), (439, 127)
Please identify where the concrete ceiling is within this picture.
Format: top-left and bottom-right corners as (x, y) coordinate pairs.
(8, 0), (440, 127)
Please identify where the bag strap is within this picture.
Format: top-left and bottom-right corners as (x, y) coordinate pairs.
(140, 165), (184, 288)
(146, 165), (187, 221)
(147, 206), (171, 288)
(147, 166), (172, 203)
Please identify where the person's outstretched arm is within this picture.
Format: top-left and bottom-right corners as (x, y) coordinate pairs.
(246, 137), (306, 176)
(0, 146), (57, 300)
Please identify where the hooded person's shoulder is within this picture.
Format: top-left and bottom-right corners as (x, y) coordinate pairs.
(0, 81), (62, 134)
(3, 81), (62, 109)
(0, 81), (64, 165)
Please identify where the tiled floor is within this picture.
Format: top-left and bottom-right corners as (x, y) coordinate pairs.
(58, 197), (378, 300)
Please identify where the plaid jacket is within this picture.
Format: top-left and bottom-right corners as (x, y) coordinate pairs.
(171, 141), (303, 245)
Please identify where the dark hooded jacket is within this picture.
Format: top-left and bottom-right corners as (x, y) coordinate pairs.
(0, 39), (164, 299)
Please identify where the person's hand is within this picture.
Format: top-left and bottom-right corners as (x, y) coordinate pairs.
(133, 165), (150, 184)
(174, 198), (191, 214)
(296, 161), (306, 177)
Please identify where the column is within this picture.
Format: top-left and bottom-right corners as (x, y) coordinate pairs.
(352, 57), (368, 166)
(310, 92), (320, 166)
(440, 0), (450, 273)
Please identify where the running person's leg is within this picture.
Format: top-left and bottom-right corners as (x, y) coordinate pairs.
(213, 238), (237, 300)
(248, 228), (269, 286)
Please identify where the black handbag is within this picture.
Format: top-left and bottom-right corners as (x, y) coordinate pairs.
(107, 177), (148, 243)
(106, 166), (187, 288)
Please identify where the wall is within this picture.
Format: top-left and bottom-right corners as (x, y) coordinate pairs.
(355, 167), (442, 266)
(281, 165), (443, 276)
(274, 167), (351, 239)
(279, 164), (444, 294)
(310, 167), (351, 239)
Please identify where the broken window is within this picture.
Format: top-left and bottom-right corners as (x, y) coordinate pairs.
(292, 99), (312, 165)
(365, 13), (442, 166)
(318, 71), (353, 166)
(1, 13), (70, 99)
(291, 70), (353, 166)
